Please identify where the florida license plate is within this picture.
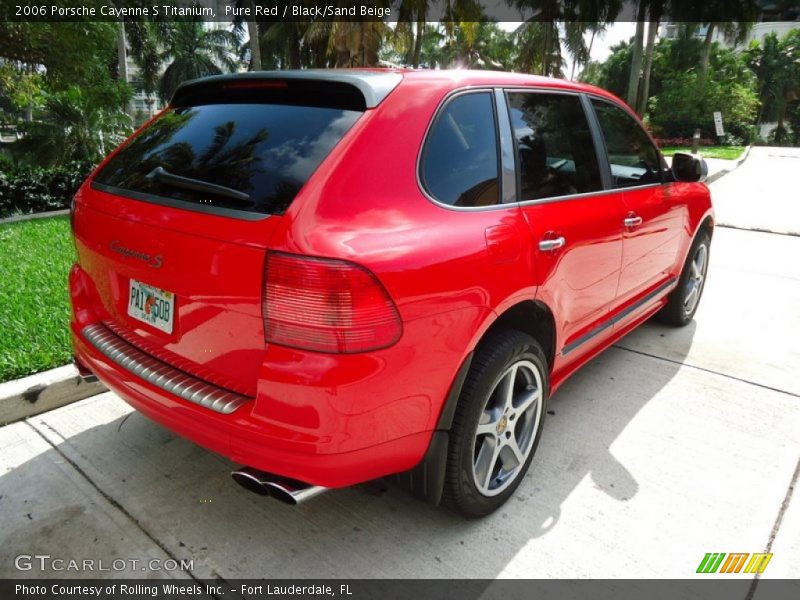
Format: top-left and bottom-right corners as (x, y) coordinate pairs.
(128, 279), (175, 334)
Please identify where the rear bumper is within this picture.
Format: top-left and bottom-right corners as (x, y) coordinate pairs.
(70, 264), (486, 488)
(72, 327), (432, 487)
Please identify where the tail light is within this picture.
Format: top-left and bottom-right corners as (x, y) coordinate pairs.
(263, 252), (402, 354)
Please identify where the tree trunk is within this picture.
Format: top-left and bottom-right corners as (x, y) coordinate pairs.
(116, 21), (133, 117)
(638, 20), (659, 116)
(412, 17), (424, 68)
(626, 4), (646, 110)
(117, 21), (129, 83)
(699, 23), (715, 89)
(288, 25), (301, 69)
(247, 19), (261, 71)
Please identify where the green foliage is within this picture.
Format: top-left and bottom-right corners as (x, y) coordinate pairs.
(648, 70), (759, 140)
(0, 216), (75, 381)
(1, 21), (133, 168)
(13, 87), (131, 167)
(581, 40), (633, 95)
(0, 63), (44, 117)
(0, 21), (119, 91)
(0, 160), (95, 218)
(745, 29), (800, 145)
(157, 21), (241, 101)
(590, 31), (761, 142)
(411, 22), (515, 69)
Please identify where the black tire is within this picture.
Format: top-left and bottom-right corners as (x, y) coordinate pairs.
(443, 330), (549, 518)
(656, 231), (711, 326)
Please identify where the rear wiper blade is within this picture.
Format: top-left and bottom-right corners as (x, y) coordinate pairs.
(146, 166), (250, 203)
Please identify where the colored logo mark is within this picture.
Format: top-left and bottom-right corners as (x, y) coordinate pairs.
(696, 552), (773, 574)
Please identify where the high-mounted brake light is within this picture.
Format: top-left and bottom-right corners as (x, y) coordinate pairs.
(222, 80), (288, 90)
(263, 252), (402, 354)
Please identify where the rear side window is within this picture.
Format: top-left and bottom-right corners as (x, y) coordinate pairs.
(421, 92), (500, 208)
(93, 102), (362, 216)
(507, 92), (603, 201)
(591, 99), (663, 188)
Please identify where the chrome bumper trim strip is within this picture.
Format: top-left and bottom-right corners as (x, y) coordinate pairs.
(82, 323), (252, 415)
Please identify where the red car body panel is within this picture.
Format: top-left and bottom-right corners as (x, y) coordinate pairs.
(70, 69), (713, 490)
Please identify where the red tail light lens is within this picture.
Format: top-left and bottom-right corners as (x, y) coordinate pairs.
(263, 252), (402, 353)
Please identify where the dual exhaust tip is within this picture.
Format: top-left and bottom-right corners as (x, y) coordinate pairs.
(231, 467), (326, 505)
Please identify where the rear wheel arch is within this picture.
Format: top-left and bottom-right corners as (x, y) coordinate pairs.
(697, 214), (714, 240)
(483, 300), (557, 372)
(439, 299), (556, 432)
(397, 299), (557, 506)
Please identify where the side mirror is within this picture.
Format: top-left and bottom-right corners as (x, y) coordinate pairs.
(671, 152), (708, 183)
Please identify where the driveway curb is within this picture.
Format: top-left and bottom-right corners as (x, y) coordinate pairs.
(0, 365), (106, 425)
(0, 209), (69, 225)
(705, 145), (751, 184)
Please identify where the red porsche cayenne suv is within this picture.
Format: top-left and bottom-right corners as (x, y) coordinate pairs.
(70, 69), (712, 517)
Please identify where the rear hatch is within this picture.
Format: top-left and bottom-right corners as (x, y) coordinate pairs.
(72, 75), (386, 396)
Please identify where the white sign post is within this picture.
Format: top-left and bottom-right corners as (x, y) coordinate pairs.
(713, 111), (725, 138)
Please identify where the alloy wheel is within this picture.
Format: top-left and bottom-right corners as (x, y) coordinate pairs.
(472, 360), (543, 497)
(684, 243), (708, 316)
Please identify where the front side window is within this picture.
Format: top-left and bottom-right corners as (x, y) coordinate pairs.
(507, 92), (603, 201)
(421, 92), (500, 208)
(591, 99), (663, 188)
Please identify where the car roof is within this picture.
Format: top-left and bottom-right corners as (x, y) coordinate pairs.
(397, 68), (623, 104)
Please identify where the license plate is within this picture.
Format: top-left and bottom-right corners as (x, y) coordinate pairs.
(128, 279), (175, 334)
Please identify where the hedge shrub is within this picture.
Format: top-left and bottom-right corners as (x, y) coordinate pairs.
(0, 161), (95, 218)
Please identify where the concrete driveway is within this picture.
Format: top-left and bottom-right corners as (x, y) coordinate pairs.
(1, 149), (798, 581)
(711, 146), (800, 235)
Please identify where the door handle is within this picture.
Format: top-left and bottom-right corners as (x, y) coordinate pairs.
(624, 215), (643, 228)
(538, 236), (566, 252)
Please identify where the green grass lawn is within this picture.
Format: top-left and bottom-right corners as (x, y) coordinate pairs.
(0, 216), (75, 382)
(660, 146), (746, 160)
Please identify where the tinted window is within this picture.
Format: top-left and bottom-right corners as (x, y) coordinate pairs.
(507, 93), (602, 201)
(421, 93), (499, 207)
(93, 103), (362, 215)
(591, 100), (663, 188)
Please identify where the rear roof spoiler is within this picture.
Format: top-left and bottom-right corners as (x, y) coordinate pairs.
(172, 70), (404, 109)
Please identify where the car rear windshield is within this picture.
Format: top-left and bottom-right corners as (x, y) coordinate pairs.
(92, 91), (363, 217)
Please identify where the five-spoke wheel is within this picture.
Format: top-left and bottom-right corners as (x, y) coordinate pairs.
(657, 230), (711, 326)
(472, 360), (543, 497)
(444, 330), (549, 517)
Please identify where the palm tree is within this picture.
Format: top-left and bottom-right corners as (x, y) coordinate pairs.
(156, 22), (240, 102)
(304, 19), (390, 68)
(637, 1), (666, 115)
(397, 0), (428, 67)
(512, 0), (621, 78)
(126, 22), (163, 118)
(17, 87), (131, 166)
(625, 0), (647, 108)
(259, 22), (308, 69)
(746, 30), (800, 141)
(514, 21), (564, 76)
(669, 0), (759, 89)
(245, 1), (261, 71)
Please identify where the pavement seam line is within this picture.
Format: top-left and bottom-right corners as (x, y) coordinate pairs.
(716, 223), (800, 238)
(746, 456), (800, 600)
(612, 345), (800, 399)
(23, 419), (217, 591)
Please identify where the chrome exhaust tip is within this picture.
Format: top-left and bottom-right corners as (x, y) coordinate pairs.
(73, 356), (99, 383)
(231, 467), (326, 505)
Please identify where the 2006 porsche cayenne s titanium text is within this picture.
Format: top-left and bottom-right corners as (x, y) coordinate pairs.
(70, 69), (712, 517)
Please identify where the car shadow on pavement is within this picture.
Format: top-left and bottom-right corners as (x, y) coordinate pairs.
(0, 321), (695, 578)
